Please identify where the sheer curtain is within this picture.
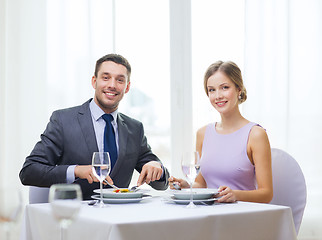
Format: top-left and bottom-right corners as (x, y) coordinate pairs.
(46, 0), (114, 114)
(1, 0), (48, 189)
(0, 0), (114, 200)
(244, 0), (322, 238)
(1, 1), (49, 237)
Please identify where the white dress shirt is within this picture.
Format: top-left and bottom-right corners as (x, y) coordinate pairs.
(66, 99), (119, 183)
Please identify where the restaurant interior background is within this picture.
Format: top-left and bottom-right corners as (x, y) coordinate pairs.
(1, 0), (321, 239)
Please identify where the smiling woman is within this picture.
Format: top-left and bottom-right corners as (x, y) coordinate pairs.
(169, 60), (273, 204)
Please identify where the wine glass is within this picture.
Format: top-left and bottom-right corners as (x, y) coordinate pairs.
(49, 184), (82, 240)
(181, 151), (200, 208)
(0, 187), (23, 240)
(92, 152), (111, 207)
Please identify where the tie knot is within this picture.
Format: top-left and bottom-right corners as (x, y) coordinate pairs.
(102, 114), (114, 123)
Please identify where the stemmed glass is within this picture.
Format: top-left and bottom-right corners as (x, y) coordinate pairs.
(92, 152), (111, 208)
(49, 184), (82, 240)
(181, 151), (200, 208)
(0, 187), (23, 240)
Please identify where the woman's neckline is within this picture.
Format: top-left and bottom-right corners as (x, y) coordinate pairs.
(214, 121), (251, 135)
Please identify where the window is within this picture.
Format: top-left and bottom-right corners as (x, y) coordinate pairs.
(114, 0), (171, 174)
(191, 0), (245, 133)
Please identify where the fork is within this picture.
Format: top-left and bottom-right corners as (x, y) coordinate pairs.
(172, 183), (181, 190)
(130, 185), (140, 192)
(129, 185), (140, 192)
(103, 180), (119, 189)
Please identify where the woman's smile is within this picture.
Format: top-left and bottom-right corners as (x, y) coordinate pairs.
(215, 101), (228, 107)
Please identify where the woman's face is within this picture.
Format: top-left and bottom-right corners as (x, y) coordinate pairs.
(206, 71), (240, 115)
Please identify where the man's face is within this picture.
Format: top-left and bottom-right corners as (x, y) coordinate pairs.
(92, 61), (130, 113)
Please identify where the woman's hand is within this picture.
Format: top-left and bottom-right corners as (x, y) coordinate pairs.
(168, 176), (190, 189)
(216, 186), (237, 203)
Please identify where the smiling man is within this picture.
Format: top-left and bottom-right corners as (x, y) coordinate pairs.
(19, 54), (169, 200)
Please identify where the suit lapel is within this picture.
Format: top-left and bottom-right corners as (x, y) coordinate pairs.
(111, 113), (128, 176)
(77, 100), (99, 161)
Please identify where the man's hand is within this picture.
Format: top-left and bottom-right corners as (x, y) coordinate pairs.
(74, 165), (113, 185)
(137, 161), (163, 186)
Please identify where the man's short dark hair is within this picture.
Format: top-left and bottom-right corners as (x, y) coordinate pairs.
(94, 54), (131, 81)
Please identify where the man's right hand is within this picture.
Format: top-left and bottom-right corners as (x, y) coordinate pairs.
(74, 165), (113, 185)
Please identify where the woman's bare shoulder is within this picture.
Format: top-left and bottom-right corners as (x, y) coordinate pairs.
(249, 125), (268, 140)
(197, 124), (208, 138)
(248, 125), (270, 152)
(196, 124), (209, 153)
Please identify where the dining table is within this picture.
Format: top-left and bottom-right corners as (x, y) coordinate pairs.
(20, 189), (297, 240)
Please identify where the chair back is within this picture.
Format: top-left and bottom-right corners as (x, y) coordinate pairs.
(270, 148), (307, 234)
(29, 186), (50, 204)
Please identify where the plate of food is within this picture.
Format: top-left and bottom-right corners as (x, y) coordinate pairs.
(170, 188), (219, 200)
(93, 188), (144, 199)
(91, 194), (151, 204)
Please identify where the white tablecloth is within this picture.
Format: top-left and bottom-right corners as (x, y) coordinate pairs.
(21, 191), (297, 240)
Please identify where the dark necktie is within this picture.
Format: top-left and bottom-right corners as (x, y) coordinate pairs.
(102, 114), (118, 170)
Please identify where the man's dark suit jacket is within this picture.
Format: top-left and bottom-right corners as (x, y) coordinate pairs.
(19, 99), (169, 200)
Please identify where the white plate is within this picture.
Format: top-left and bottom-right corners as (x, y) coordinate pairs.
(91, 195), (151, 204)
(93, 189), (144, 199)
(170, 188), (218, 200)
(166, 196), (217, 205)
